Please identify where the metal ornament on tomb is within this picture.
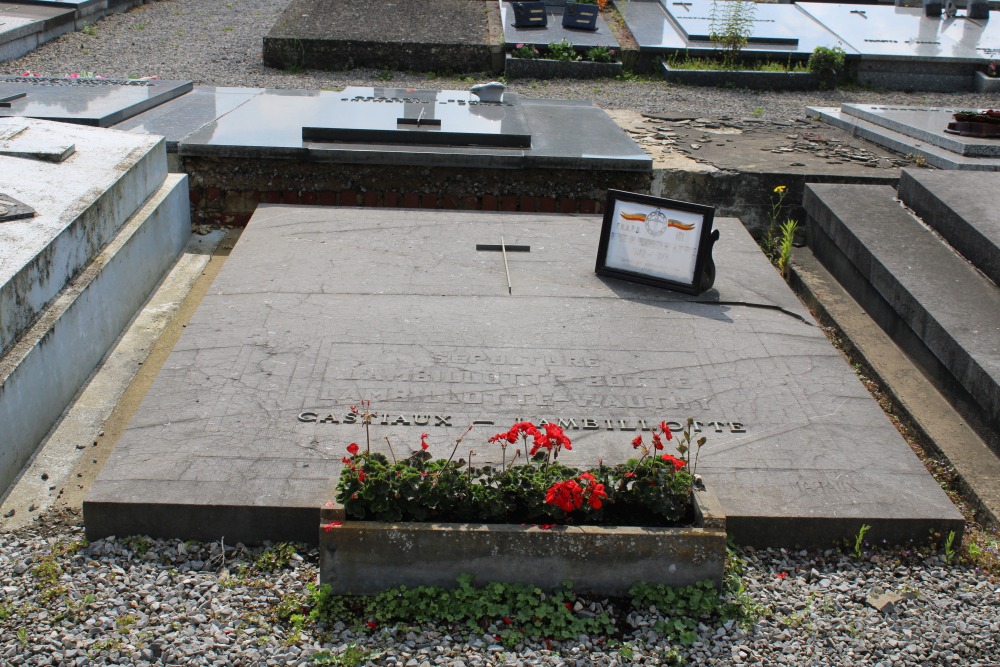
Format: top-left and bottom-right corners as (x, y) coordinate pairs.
(302, 87), (532, 148)
(0, 76), (193, 127)
(664, 0), (798, 45)
(0, 194), (34, 223)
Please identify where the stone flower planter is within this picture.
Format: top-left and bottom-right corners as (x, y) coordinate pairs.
(974, 71), (1000, 94)
(506, 53), (623, 80)
(661, 63), (834, 91)
(319, 487), (726, 596)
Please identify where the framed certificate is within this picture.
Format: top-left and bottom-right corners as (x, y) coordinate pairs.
(595, 190), (717, 294)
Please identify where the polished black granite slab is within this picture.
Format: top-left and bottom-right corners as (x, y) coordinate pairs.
(0, 77), (193, 128)
(501, 2), (619, 49)
(177, 87), (649, 171)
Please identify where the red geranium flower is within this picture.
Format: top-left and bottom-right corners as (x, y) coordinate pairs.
(545, 479), (583, 512)
(652, 432), (664, 450)
(420, 432), (429, 451)
(631, 435), (643, 449)
(659, 421), (674, 440)
(661, 453), (686, 470)
(357, 469), (366, 482)
(346, 442), (360, 456)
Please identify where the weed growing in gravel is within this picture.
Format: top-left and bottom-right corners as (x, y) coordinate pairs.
(82, 22), (97, 37)
(719, 545), (771, 629)
(376, 68), (394, 82)
(312, 643), (380, 666)
(301, 574), (727, 646)
(853, 523), (871, 558)
(777, 218), (798, 277)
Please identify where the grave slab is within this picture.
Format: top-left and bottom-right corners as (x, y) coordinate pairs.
(841, 104), (1000, 158)
(620, 0), (855, 56)
(111, 86), (263, 151)
(797, 2), (995, 59)
(85, 206), (961, 547)
(177, 87), (649, 171)
(0, 76), (193, 128)
(501, 2), (619, 49)
(808, 105), (1000, 170)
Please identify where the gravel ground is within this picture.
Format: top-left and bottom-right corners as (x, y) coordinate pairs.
(1, 511), (998, 666)
(3, 0), (998, 122)
(3, 2), (1000, 665)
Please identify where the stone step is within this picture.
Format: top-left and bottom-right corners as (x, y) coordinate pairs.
(805, 182), (1000, 454)
(897, 168), (1000, 287)
(1, 117), (166, 358)
(0, 173), (191, 494)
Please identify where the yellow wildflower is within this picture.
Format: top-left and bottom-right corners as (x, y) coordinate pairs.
(773, 185), (787, 194)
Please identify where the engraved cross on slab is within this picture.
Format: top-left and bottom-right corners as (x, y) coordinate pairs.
(475, 237), (530, 295)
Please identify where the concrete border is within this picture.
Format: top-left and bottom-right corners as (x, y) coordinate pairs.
(320, 488), (727, 595)
(0, 174), (191, 494)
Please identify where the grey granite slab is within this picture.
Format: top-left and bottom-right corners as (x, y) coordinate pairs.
(112, 86), (264, 151)
(797, 2), (991, 60)
(501, 2), (619, 49)
(808, 106), (1000, 171)
(841, 105), (1000, 158)
(178, 87), (650, 171)
(0, 77), (193, 128)
(85, 206), (961, 547)
(897, 168), (1000, 286)
(664, 0), (799, 45)
(805, 183), (1000, 447)
(620, 0), (856, 55)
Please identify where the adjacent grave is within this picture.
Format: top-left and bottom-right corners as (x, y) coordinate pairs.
(0, 3), (75, 61)
(84, 205), (962, 548)
(0, 117), (190, 494)
(620, 0), (854, 57)
(264, 0), (499, 74)
(501, 1), (620, 49)
(619, 0), (999, 89)
(0, 76), (193, 128)
(810, 104), (1000, 170)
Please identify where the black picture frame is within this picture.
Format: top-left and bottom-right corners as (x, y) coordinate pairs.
(595, 189), (717, 295)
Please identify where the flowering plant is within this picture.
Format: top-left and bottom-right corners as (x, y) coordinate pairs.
(510, 43), (540, 59)
(335, 414), (705, 527)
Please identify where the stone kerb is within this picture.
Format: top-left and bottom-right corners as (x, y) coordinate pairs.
(661, 64), (834, 91)
(319, 488), (727, 596)
(505, 54), (623, 79)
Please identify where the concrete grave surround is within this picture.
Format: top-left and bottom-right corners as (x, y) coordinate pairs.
(85, 206), (962, 547)
(0, 117), (190, 494)
(0, 3), (75, 61)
